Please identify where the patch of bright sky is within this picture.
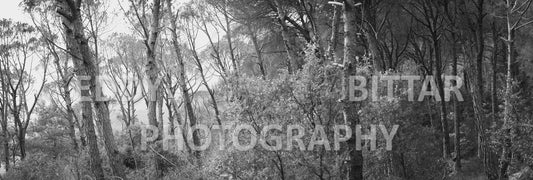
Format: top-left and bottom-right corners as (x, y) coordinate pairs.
(0, 0), (212, 48)
(0, 0), (223, 129)
(0, 0), (31, 23)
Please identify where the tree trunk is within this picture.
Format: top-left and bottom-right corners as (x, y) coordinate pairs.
(166, 0), (200, 160)
(343, 1), (364, 179)
(192, 51), (222, 126)
(158, 92), (164, 137)
(58, 0), (106, 179)
(491, 22), (498, 139)
(327, 0), (342, 62)
(166, 93), (175, 135)
(247, 24), (267, 79)
(274, 0), (302, 73)
(362, 0), (384, 71)
(475, 0), (486, 162)
(433, 35), (451, 158)
(486, 20), (500, 179)
(95, 100), (126, 179)
(189, 24), (223, 126)
(50, 49), (80, 151)
(0, 62), (8, 171)
(18, 128), (26, 160)
(63, 87), (80, 151)
(223, 5), (239, 76)
(146, 0), (162, 132)
(452, 32), (462, 171)
(1, 116), (7, 171)
(2, 124), (7, 171)
(143, 0), (164, 178)
(499, 16), (515, 180)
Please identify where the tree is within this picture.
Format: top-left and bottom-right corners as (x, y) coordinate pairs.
(403, 0), (451, 158)
(499, 0), (533, 178)
(0, 19), (48, 160)
(54, 0), (106, 178)
(168, 0), (201, 160)
(126, 0), (165, 178)
(341, 0), (364, 179)
(105, 33), (144, 150)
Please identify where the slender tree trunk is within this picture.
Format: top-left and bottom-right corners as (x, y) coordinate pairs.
(200, 21), (228, 80)
(327, 0), (342, 62)
(89, 7), (126, 178)
(146, 0), (162, 132)
(50, 51), (80, 151)
(2, 121), (7, 171)
(275, 152), (286, 180)
(0, 63), (9, 171)
(491, 22), (498, 137)
(58, 0), (106, 179)
(11, 108), (26, 160)
(499, 14), (515, 179)
(64, 88), (79, 151)
(178, 31), (200, 160)
(158, 92), (164, 136)
(190, 24), (224, 126)
(191, 52), (222, 126)
(167, 102), (174, 133)
(476, 0), (485, 99)
(433, 35), (451, 158)
(223, 5), (238, 76)
(247, 25), (267, 79)
(166, 0), (200, 160)
(452, 32), (462, 171)
(1, 103), (7, 171)
(362, 0), (384, 71)
(18, 128), (26, 159)
(475, 0), (486, 162)
(274, 0), (302, 73)
(343, 1), (364, 179)
(487, 20), (500, 179)
(95, 99), (126, 179)
(143, 0), (163, 178)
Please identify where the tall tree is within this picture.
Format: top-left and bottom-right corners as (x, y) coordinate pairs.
(83, 1), (127, 178)
(0, 20), (48, 160)
(404, 0), (451, 158)
(54, 0), (106, 178)
(499, 0), (533, 178)
(168, 1), (201, 160)
(127, 0), (164, 178)
(341, 0), (364, 179)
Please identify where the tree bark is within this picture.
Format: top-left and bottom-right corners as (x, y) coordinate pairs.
(273, 0), (303, 73)
(433, 35), (451, 158)
(343, 0), (364, 179)
(0, 49), (9, 171)
(491, 22), (498, 140)
(144, 0), (163, 178)
(58, 0), (106, 179)
(48, 45), (80, 151)
(222, 4), (239, 76)
(452, 32), (462, 171)
(166, 0), (200, 160)
(475, 0), (486, 162)
(499, 11), (515, 179)
(95, 99), (126, 179)
(246, 24), (267, 79)
(0, 98), (8, 171)
(146, 0), (162, 132)
(63, 85), (80, 151)
(327, 0), (342, 62)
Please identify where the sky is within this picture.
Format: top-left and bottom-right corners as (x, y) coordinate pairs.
(0, 0), (31, 23)
(0, 0), (222, 131)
